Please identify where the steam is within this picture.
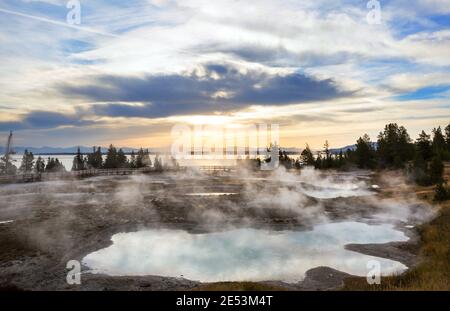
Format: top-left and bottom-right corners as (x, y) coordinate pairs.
(0, 165), (435, 284)
(0, 166), (434, 235)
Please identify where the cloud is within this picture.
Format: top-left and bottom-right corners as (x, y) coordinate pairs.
(58, 63), (350, 118)
(0, 0), (449, 147)
(0, 111), (94, 131)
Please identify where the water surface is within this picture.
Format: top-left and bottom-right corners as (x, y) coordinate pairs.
(83, 222), (408, 283)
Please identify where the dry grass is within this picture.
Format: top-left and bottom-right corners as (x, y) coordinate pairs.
(343, 163), (450, 291)
(194, 165), (450, 291)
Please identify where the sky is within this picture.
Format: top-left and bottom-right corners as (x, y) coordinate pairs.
(0, 0), (449, 149)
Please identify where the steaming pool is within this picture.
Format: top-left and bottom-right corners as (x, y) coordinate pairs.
(83, 222), (409, 283)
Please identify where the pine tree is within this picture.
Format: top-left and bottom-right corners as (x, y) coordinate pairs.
(55, 159), (66, 172)
(34, 156), (46, 173)
(415, 130), (433, 161)
(104, 145), (119, 169)
(45, 157), (66, 173)
(19, 150), (34, 173)
(144, 149), (152, 167)
(154, 155), (163, 171)
(300, 144), (315, 166)
(315, 153), (323, 169)
(432, 126), (446, 158)
(135, 148), (145, 168)
(87, 147), (103, 169)
(117, 148), (128, 168)
(129, 151), (137, 168)
(355, 134), (376, 169)
(94, 147), (103, 168)
(135, 148), (152, 168)
(72, 147), (85, 171)
(445, 123), (450, 150)
(377, 123), (414, 168)
(410, 152), (430, 185)
(0, 155), (17, 175)
(429, 155), (444, 184)
(322, 141), (333, 169)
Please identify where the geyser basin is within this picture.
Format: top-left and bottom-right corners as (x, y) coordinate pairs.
(83, 222), (408, 283)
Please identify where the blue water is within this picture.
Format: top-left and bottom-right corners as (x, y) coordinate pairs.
(83, 222), (408, 283)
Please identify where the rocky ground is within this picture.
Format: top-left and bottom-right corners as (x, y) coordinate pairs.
(0, 169), (431, 291)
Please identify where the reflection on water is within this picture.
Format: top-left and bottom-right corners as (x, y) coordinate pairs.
(83, 222), (408, 283)
(0, 220), (14, 225)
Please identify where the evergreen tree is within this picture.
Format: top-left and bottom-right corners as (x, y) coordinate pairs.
(19, 150), (34, 173)
(377, 123), (414, 168)
(355, 134), (376, 169)
(415, 130), (433, 161)
(34, 156), (46, 173)
(154, 155), (163, 171)
(409, 152), (430, 185)
(55, 159), (66, 172)
(144, 149), (152, 167)
(117, 148), (128, 168)
(429, 155), (444, 184)
(135, 149), (144, 168)
(135, 148), (152, 168)
(0, 155), (17, 175)
(45, 157), (66, 173)
(103, 145), (119, 169)
(300, 144), (315, 166)
(324, 141), (331, 168)
(445, 123), (450, 150)
(129, 151), (137, 168)
(345, 148), (355, 164)
(432, 126), (446, 157)
(72, 147), (86, 171)
(314, 153), (323, 169)
(45, 157), (53, 172)
(87, 147), (103, 169)
(279, 149), (293, 169)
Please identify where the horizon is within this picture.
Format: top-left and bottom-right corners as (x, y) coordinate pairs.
(1, 122), (445, 152)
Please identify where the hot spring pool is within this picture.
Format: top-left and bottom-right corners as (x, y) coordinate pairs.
(82, 222), (408, 283)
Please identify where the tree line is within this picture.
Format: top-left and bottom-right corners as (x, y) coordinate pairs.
(272, 122), (450, 201)
(71, 145), (169, 171)
(0, 151), (67, 176)
(2, 122), (449, 200)
(0, 144), (178, 176)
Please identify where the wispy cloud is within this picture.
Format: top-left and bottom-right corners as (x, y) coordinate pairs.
(0, 0), (449, 147)
(0, 7), (119, 37)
